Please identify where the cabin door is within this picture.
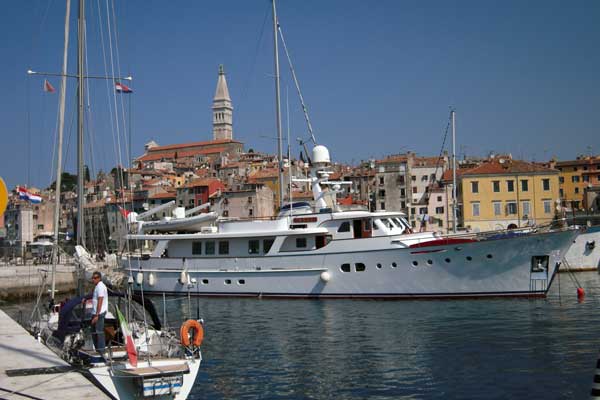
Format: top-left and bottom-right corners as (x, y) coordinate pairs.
(353, 218), (372, 239)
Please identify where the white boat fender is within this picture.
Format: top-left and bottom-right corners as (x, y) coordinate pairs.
(148, 273), (156, 287)
(180, 270), (188, 285)
(320, 271), (331, 282)
(127, 276), (134, 285)
(136, 272), (144, 286)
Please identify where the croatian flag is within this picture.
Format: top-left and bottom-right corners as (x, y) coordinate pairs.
(28, 193), (42, 204)
(17, 187), (42, 204)
(115, 82), (133, 93)
(17, 187), (29, 200)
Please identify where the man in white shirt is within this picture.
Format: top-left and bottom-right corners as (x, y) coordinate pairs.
(91, 271), (108, 354)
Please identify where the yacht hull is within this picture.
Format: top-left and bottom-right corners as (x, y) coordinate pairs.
(129, 228), (578, 298)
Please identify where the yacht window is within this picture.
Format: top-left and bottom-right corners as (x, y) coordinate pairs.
(340, 263), (351, 272)
(373, 222), (379, 230)
(263, 238), (275, 253)
(192, 241), (202, 255)
(315, 235), (332, 249)
(392, 218), (406, 233)
(205, 241), (215, 255)
(381, 218), (394, 229)
(219, 241), (229, 255)
(355, 263), (366, 272)
(398, 217), (412, 230)
(248, 240), (260, 254)
(296, 237), (307, 248)
(338, 221), (350, 232)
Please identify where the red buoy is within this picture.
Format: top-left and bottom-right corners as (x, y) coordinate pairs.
(577, 287), (585, 299)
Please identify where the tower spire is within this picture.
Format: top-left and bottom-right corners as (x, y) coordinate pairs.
(212, 64), (233, 140)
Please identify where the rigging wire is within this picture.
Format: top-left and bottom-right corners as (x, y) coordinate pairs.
(97, 0), (150, 339)
(237, 1), (271, 118)
(426, 109), (453, 196)
(277, 23), (316, 145)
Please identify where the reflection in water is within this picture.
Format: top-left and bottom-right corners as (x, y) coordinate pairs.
(3, 272), (600, 399)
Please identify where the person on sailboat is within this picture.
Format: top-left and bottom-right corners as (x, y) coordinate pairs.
(90, 271), (108, 355)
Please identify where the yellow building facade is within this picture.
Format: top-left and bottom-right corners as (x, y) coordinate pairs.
(460, 158), (560, 232)
(552, 156), (600, 211)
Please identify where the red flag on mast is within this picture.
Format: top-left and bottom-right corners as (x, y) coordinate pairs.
(43, 79), (55, 93)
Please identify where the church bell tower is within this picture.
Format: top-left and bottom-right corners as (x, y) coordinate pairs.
(212, 64), (233, 140)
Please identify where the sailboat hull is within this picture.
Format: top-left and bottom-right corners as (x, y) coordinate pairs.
(87, 357), (201, 400)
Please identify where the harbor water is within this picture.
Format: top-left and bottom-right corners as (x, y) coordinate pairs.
(3, 271), (600, 399)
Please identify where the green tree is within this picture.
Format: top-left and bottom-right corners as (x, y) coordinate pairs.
(48, 172), (77, 192)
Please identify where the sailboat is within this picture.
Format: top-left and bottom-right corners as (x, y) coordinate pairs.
(121, 0), (580, 299)
(27, 1), (203, 398)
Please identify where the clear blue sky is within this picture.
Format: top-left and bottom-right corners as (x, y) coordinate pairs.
(1, 0), (599, 190)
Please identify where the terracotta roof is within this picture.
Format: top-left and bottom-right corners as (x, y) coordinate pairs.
(248, 168), (279, 180)
(147, 139), (242, 152)
(143, 178), (163, 185)
(220, 161), (246, 169)
(137, 146), (231, 162)
(555, 157), (600, 167)
(441, 169), (467, 182)
(461, 159), (558, 176)
(412, 156), (445, 168)
(149, 191), (177, 200)
(377, 155), (408, 165)
(184, 178), (223, 188)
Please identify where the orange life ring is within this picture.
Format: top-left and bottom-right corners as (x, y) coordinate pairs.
(180, 319), (204, 347)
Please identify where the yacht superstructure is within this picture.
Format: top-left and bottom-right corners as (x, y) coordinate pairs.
(124, 145), (579, 298)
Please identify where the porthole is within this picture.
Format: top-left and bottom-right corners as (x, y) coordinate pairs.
(238, 279), (246, 285)
(355, 263), (366, 272)
(391, 262), (397, 268)
(376, 263), (382, 269)
(202, 279), (209, 284)
(412, 261), (418, 266)
(445, 258), (451, 263)
(340, 263), (351, 273)
(466, 256), (472, 261)
(426, 259), (433, 265)
(486, 254), (493, 259)
(225, 279), (232, 285)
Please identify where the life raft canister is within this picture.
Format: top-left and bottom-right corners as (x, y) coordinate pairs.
(180, 319), (204, 347)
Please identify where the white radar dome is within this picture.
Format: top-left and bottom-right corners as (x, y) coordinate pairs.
(312, 145), (331, 164)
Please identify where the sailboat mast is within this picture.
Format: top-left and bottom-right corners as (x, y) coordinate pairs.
(272, 0), (285, 210)
(451, 109), (457, 233)
(77, 0), (85, 246)
(51, 0), (71, 300)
